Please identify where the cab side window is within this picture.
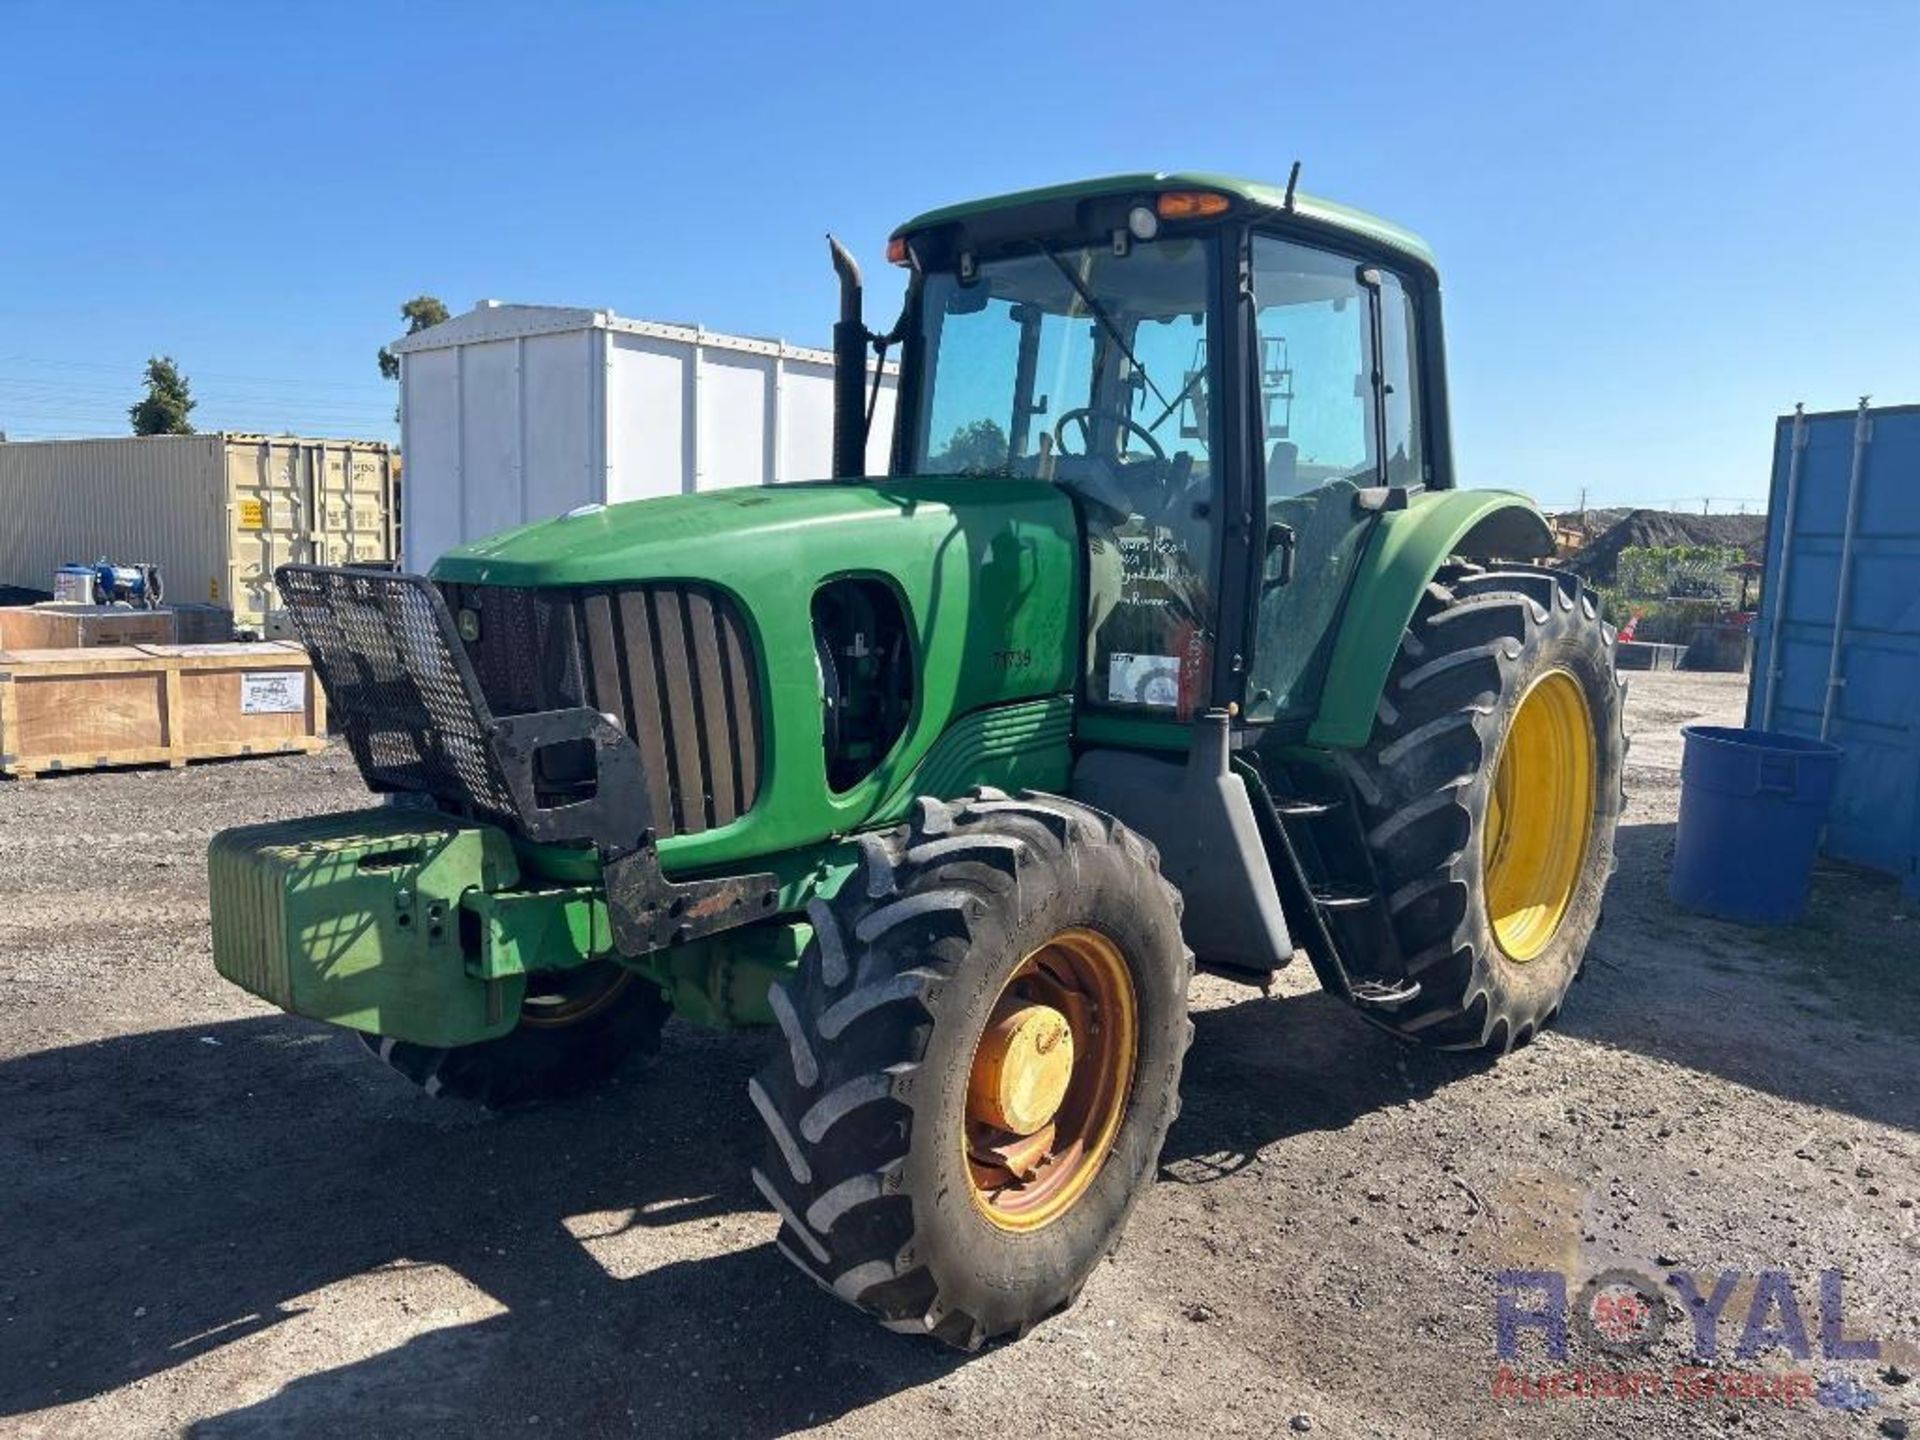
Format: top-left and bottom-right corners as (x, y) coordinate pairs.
(1245, 237), (1426, 721)
(1251, 238), (1423, 495)
(1378, 272), (1424, 487)
(1254, 240), (1369, 497)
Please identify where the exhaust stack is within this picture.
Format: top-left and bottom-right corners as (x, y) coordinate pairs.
(829, 235), (868, 479)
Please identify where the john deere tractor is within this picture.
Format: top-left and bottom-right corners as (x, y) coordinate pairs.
(210, 173), (1624, 1348)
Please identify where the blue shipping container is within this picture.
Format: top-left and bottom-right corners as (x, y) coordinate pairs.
(1748, 401), (1920, 898)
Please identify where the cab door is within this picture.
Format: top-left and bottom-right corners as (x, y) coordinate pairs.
(1244, 234), (1427, 721)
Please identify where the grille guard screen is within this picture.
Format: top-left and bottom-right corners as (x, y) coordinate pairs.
(277, 565), (524, 822)
(275, 564), (777, 956)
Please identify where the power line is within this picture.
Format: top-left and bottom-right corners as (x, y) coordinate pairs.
(2, 411), (397, 427)
(0, 406), (397, 429)
(0, 378), (394, 406)
(1534, 497), (1768, 513)
(0, 355), (397, 397)
(0, 392), (395, 417)
(0, 372), (400, 435)
(0, 376), (397, 427)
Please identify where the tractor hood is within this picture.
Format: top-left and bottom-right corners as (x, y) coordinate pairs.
(431, 476), (1073, 592)
(430, 475), (1084, 871)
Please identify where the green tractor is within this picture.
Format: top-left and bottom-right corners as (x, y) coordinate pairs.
(210, 172), (1624, 1349)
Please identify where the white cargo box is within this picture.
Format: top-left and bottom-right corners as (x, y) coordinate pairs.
(394, 303), (900, 569)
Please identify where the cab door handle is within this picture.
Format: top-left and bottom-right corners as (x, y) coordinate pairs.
(1264, 521), (1297, 591)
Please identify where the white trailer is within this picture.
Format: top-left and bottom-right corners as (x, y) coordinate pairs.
(394, 303), (900, 569)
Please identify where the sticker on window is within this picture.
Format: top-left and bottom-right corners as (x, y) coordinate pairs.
(1108, 653), (1181, 708)
(241, 671), (307, 715)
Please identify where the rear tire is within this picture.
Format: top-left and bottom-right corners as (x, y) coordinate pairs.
(360, 961), (669, 1108)
(1339, 562), (1625, 1051)
(750, 789), (1192, 1349)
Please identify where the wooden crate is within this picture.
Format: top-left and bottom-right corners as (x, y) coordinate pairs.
(0, 604), (177, 650)
(0, 642), (327, 779)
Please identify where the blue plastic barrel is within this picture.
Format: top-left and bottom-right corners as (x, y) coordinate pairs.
(1671, 726), (1843, 923)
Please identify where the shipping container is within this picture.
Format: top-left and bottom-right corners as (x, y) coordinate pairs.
(1748, 400), (1920, 897)
(393, 304), (899, 569)
(0, 433), (398, 636)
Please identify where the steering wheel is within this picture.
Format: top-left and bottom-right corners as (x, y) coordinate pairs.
(1052, 406), (1167, 464)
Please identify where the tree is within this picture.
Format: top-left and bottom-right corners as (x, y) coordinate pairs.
(128, 356), (196, 435)
(377, 295), (450, 381)
(931, 418), (1012, 475)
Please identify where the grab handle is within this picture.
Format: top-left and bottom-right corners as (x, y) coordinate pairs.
(1757, 753), (1799, 795)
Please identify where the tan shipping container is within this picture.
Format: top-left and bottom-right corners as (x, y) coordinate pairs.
(0, 433), (398, 636)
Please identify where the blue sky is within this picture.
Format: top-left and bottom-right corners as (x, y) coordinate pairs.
(2, 0), (1914, 510)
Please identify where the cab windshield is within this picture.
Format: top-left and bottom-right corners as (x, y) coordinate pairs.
(908, 236), (1222, 716)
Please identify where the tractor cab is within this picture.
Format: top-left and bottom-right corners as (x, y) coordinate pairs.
(877, 173), (1452, 732)
(903, 227), (1222, 716)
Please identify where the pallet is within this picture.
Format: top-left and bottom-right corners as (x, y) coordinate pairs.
(0, 642), (327, 779)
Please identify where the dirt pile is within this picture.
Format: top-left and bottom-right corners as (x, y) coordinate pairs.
(1567, 509), (1768, 585)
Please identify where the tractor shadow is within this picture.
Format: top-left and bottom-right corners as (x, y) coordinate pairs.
(1163, 986), (1492, 1183)
(0, 986), (1468, 1436)
(1163, 814), (1920, 1187)
(0, 1016), (965, 1438)
(1553, 819), (1920, 1134)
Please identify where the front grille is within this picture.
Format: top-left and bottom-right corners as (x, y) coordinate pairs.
(439, 580), (762, 837)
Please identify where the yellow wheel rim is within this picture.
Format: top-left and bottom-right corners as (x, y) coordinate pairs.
(518, 964), (634, 1029)
(1483, 670), (1596, 962)
(963, 928), (1137, 1233)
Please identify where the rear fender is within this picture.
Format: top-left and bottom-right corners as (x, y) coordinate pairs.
(1307, 490), (1552, 748)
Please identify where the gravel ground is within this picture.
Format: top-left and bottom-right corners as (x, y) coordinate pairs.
(2, 669), (1917, 1439)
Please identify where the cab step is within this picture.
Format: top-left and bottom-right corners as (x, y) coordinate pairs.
(1234, 757), (1420, 1011)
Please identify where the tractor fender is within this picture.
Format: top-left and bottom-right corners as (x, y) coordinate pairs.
(1306, 489), (1553, 749)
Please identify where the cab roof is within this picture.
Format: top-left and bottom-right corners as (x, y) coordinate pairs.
(892, 171), (1437, 272)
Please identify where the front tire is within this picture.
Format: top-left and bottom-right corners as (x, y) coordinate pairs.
(360, 961), (669, 1108)
(750, 789), (1192, 1349)
(1339, 562), (1625, 1051)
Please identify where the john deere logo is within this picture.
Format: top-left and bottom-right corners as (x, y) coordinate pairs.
(456, 608), (481, 643)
